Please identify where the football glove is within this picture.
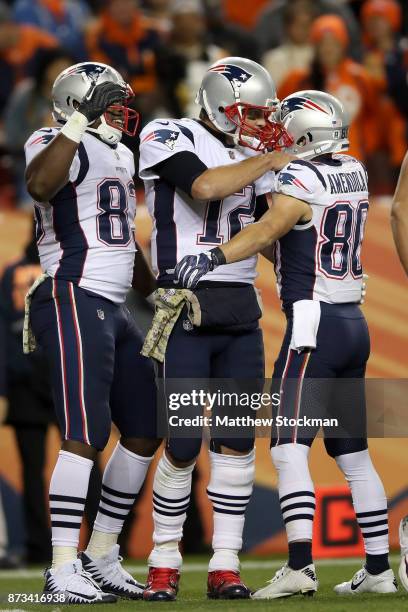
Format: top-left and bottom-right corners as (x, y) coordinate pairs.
(174, 247), (226, 289)
(78, 82), (127, 123)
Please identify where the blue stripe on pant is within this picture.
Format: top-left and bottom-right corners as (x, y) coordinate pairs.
(30, 278), (157, 449)
(271, 302), (369, 456)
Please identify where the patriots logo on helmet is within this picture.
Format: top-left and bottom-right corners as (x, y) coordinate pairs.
(208, 64), (253, 91)
(142, 129), (180, 150)
(280, 97), (330, 120)
(278, 171), (312, 193)
(67, 63), (107, 83)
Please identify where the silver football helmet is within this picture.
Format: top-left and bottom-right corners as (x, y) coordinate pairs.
(279, 90), (349, 159)
(196, 56), (289, 151)
(51, 62), (139, 145)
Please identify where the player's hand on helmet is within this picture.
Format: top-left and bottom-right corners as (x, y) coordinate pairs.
(174, 248), (225, 289)
(266, 151), (297, 171)
(78, 82), (127, 123)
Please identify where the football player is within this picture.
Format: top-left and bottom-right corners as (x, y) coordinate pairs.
(391, 151), (408, 276)
(138, 57), (293, 600)
(399, 516), (408, 592)
(175, 90), (397, 598)
(24, 62), (161, 603)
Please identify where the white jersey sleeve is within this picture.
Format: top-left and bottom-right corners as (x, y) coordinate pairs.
(274, 160), (326, 205)
(24, 128), (81, 185)
(255, 170), (274, 196)
(139, 119), (197, 180)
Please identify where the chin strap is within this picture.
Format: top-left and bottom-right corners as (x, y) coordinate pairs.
(86, 115), (122, 145)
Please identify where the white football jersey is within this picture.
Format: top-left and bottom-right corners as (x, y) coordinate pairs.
(273, 155), (369, 306)
(25, 128), (137, 303)
(139, 118), (274, 285)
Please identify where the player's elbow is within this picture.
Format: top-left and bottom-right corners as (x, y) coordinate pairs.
(25, 169), (53, 202)
(191, 174), (217, 201)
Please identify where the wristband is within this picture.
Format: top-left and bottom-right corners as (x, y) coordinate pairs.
(209, 247), (227, 267)
(60, 111), (89, 144)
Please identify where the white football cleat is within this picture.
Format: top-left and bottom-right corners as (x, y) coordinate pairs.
(399, 515), (408, 592)
(43, 558), (117, 604)
(251, 564), (318, 599)
(334, 566), (397, 595)
(80, 544), (144, 599)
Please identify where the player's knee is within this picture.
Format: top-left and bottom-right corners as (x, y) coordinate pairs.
(62, 439), (99, 460)
(121, 437), (162, 457)
(271, 442), (311, 473)
(325, 437), (368, 459)
(211, 438), (255, 454)
(166, 438), (202, 465)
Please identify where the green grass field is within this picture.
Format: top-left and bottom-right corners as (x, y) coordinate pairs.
(0, 556), (407, 611)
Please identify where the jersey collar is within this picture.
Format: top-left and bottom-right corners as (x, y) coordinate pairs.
(194, 119), (236, 149)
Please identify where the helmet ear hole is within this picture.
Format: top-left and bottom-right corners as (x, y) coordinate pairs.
(297, 135), (307, 147)
(218, 106), (225, 114)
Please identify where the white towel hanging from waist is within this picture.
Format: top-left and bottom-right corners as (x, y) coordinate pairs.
(290, 299), (321, 353)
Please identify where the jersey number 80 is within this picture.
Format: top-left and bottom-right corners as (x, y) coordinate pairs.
(318, 200), (369, 279)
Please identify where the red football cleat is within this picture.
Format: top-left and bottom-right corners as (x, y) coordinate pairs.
(143, 567), (180, 601)
(207, 570), (251, 599)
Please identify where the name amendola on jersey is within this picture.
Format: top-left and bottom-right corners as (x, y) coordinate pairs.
(274, 154), (369, 306)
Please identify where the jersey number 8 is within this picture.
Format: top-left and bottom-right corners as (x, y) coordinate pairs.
(96, 178), (134, 247)
(318, 200), (369, 279)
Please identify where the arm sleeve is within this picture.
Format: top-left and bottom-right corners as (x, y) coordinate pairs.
(274, 160), (325, 205)
(153, 151), (208, 196)
(254, 194), (269, 221)
(24, 128), (80, 184)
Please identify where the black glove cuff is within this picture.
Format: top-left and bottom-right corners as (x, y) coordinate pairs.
(210, 247), (227, 268)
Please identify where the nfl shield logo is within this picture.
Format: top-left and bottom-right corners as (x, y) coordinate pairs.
(97, 309), (105, 320)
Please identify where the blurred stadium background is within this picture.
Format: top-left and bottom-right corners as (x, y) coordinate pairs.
(0, 0), (407, 566)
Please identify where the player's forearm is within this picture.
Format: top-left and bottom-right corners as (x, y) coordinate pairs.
(391, 152), (408, 276)
(25, 133), (79, 202)
(391, 203), (408, 275)
(220, 221), (275, 263)
(132, 242), (156, 297)
(191, 152), (288, 201)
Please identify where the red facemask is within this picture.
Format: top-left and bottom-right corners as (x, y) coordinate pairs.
(103, 85), (140, 137)
(224, 102), (294, 151)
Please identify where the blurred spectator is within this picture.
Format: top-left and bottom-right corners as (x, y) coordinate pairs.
(156, 0), (227, 118)
(254, 0), (362, 59)
(279, 15), (379, 163)
(12, 0), (90, 61)
(262, 0), (316, 89)
(361, 0), (407, 174)
(222, 0), (269, 30)
(142, 0), (173, 40)
(205, 0), (261, 62)
(0, 225), (54, 564)
(371, 0), (408, 118)
(3, 48), (74, 207)
(86, 0), (160, 120)
(0, 1), (57, 115)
